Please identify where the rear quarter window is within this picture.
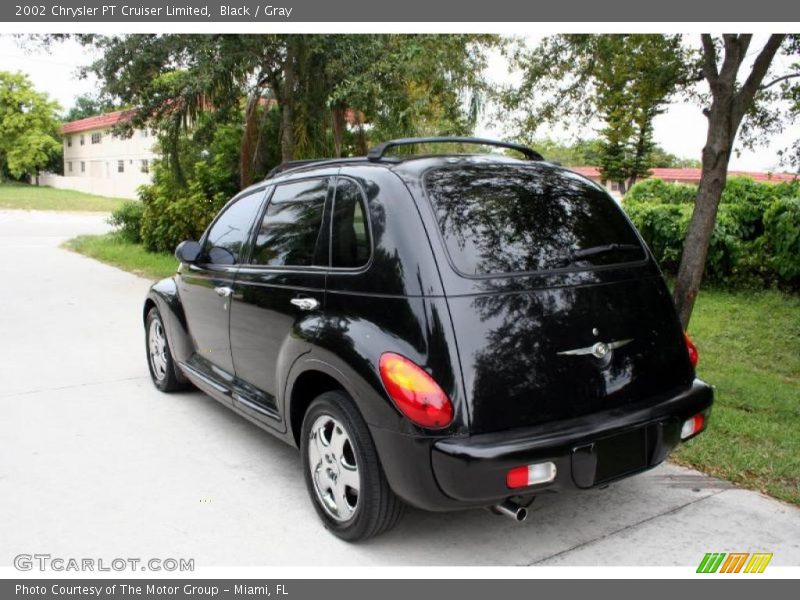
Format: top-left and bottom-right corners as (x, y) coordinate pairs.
(423, 164), (645, 276)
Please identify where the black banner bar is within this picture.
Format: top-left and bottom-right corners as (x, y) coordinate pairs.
(2, 0), (800, 22)
(3, 579), (798, 600)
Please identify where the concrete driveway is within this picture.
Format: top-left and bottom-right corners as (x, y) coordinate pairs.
(1, 209), (798, 567)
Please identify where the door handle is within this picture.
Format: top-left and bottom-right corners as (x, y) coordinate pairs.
(214, 286), (233, 298)
(290, 297), (320, 311)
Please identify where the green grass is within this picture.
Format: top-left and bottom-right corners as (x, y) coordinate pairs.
(0, 182), (125, 212)
(64, 230), (800, 505)
(676, 287), (800, 505)
(64, 233), (178, 281)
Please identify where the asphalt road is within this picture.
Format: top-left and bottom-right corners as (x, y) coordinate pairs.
(1, 209), (798, 567)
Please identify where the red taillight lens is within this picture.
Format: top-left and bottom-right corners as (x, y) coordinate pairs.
(378, 352), (453, 428)
(684, 332), (699, 368)
(506, 466), (530, 489)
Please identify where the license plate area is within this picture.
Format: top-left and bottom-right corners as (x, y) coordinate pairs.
(571, 426), (651, 488)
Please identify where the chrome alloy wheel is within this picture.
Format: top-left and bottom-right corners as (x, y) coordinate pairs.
(307, 415), (360, 522)
(148, 318), (169, 381)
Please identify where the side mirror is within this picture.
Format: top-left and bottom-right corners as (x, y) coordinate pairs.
(175, 240), (202, 263)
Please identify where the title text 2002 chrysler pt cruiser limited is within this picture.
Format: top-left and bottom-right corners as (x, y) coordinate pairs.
(143, 137), (712, 541)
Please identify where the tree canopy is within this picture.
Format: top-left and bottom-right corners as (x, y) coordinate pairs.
(501, 33), (799, 326)
(500, 35), (695, 191)
(0, 71), (62, 180)
(520, 136), (700, 169)
(63, 93), (116, 122)
(76, 34), (499, 186)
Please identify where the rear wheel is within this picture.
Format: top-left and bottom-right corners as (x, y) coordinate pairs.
(301, 390), (404, 541)
(145, 307), (185, 392)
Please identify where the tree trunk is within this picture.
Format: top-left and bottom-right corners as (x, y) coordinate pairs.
(332, 105), (347, 158)
(672, 34), (784, 329)
(280, 40), (296, 162)
(673, 138), (731, 328)
(673, 81), (735, 329)
(240, 93), (261, 187)
(354, 124), (368, 156)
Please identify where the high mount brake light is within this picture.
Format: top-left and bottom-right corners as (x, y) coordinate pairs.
(378, 353), (454, 429)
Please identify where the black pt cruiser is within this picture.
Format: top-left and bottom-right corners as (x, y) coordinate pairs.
(143, 137), (712, 541)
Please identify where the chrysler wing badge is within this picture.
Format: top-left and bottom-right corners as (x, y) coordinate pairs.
(557, 339), (633, 359)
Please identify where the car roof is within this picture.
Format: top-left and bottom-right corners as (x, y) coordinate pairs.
(262, 152), (563, 180)
(235, 153), (600, 201)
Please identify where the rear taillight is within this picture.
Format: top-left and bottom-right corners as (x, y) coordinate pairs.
(684, 332), (699, 368)
(379, 353), (454, 429)
(681, 413), (705, 440)
(506, 462), (558, 489)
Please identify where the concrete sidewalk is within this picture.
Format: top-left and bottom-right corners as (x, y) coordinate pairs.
(1, 209), (798, 567)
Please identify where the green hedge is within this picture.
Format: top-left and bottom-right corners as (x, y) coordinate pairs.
(623, 176), (800, 288)
(138, 120), (245, 254)
(108, 200), (145, 244)
(139, 160), (234, 254)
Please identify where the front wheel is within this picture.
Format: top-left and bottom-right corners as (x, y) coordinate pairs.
(300, 390), (404, 541)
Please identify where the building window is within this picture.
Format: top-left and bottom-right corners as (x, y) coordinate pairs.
(91, 132), (101, 144)
(140, 159), (149, 174)
(80, 135), (85, 146)
(140, 129), (148, 138)
(67, 136), (72, 148)
(117, 160), (125, 173)
(80, 162), (85, 173)
(68, 162), (73, 172)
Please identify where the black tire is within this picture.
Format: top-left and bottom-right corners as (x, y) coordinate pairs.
(300, 390), (405, 541)
(145, 307), (186, 393)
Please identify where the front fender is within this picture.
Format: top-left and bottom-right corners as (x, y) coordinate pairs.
(144, 276), (193, 364)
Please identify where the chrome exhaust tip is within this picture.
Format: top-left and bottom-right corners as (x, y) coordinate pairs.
(491, 499), (528, 522)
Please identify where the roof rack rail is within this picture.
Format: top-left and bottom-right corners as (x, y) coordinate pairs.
(265, 156), (371, 179)
(265, 159), (329, 179)
(367, 137), (543, 162)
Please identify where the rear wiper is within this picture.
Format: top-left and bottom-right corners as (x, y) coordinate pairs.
(555, 243), (642, 266)
(571, 243), (642, 260)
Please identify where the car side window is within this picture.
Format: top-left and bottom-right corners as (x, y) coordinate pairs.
(202, 190), (266, 265)
(250, 178), (329, 267)
(331, 178), (371, 269)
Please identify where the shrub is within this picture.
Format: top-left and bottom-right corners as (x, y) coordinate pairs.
(108, 200), (144, 244)
(140, 160), (233, 254)
(763, 197), (800, 285)
(139, 119), (245, 254)
(623, 201), (691, 271)
(623, 202), (742, 281)
(624, 178), (696, 205)
(623, 176), (800, 288)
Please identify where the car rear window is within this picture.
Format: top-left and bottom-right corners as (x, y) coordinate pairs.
(423, 164), (645, 276)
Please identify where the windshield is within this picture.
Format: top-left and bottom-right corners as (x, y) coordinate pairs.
(423, 163), (646, 276)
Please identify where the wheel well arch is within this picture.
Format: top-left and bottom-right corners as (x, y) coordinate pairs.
(143, 298), (157, 323)
(288, 369), (347, 447)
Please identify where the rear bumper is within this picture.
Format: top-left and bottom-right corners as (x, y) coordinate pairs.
(370, 379), (713, 511)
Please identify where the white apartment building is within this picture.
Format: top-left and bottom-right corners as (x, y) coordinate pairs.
(39, 109), (157, 199)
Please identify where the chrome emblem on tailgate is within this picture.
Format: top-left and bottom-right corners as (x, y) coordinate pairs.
(557, 339), (633, 358)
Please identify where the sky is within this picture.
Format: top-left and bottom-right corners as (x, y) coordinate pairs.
(1, 34), (797, 173)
